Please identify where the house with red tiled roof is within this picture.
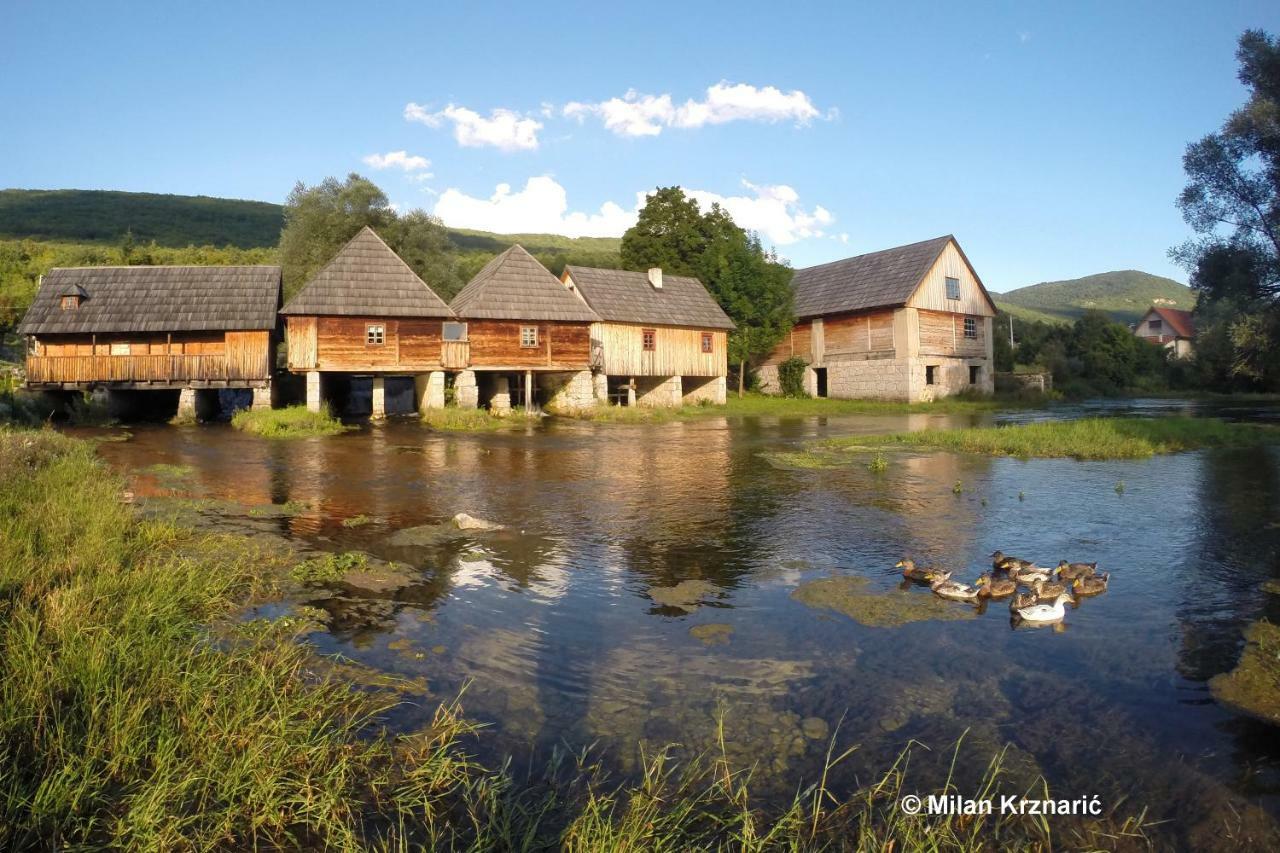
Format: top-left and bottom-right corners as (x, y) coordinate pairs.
(1134, 306), (1195, 358)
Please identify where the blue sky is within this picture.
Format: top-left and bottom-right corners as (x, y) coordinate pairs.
(2, 1), (1277, 292)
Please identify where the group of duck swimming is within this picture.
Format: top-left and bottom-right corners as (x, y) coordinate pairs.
(895, 550), (1111, 625)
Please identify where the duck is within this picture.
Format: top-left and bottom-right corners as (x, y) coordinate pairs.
(975, 572), (1017, 599)
(1010, 565), (1052, 585)
(1072, 573), (1111, 596)
(930, 576), (980, 602)
(1013, 592), (1075, 625)
(990, 551), (1037, 572)
(896, 559), (950, 584)
(1032, 577), (1070, 599)
(1056, 561), (1098, 581)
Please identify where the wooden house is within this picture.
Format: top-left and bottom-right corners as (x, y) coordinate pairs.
(560, 265), (734, 405)
(1133, 306), (1194, 358)
(19, 264), (281, 414)
(280, 226), (459, 416)
(448, 245), (600, 412)
(759, 235), (997, 401)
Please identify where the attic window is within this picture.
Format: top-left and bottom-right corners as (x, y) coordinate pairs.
(701, 332), (713, 353)
(61, 295), (81, 310)
(366, 324), (385, 346)
(945, 277), (961, 300)
(1148, 319), (1162, 331)
(642, 329), (656, 351)
(520, 325), (539, 348)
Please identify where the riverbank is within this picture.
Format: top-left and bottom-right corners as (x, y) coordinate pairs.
(766, 417), (1279, 467)
(0, 426), (1166, 849)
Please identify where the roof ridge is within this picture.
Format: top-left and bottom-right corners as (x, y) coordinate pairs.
(797, 234), (953, 273)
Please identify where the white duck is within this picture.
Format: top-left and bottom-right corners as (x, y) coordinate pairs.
(1013, 592), (1074, 625)
(1010, 565), (1052, 585)
(930, 576), (980, 602)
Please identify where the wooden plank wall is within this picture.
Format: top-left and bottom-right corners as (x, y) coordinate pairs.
(304, 316), (445, 372)
(593, 323), (727, 376)
(907, 241), (995, 317)
(225, 331), (271, 380)
(286, 317), (318, 370)
(467, 320), (591, 370)
(823, 310), (897, 357)
(917, 309), (986, 357)
(36, 332), (226, 357)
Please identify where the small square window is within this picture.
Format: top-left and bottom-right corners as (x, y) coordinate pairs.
(520, 325), (538, 348)
(366, 324), (385, 346)
(963, 317), (977, 339)
(701, 332), (713, 353)
(60, 295), (80, 310)
(642, 329), (656, 351)
(1148, 319), (1162, 331)
(443, 321), (468, 341)
(925, 365), (936, 385)
(945, 277), (961, 300)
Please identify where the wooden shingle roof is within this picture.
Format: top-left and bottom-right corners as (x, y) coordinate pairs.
(563, 266), (734, 329)
(450, 245), (599, 322)
(280, 226), (453, 318)
(791, 235), (954, 318)
(18, 265), (281, 335)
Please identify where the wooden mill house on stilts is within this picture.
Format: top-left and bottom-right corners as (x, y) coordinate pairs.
(280, 226), (461, 417)
(758, 235), (997, 401)
(19, 265), (281, 419)
(560, 265), (733, 406)
(447, 245), (600, 413)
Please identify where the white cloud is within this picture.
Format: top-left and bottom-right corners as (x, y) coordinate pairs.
(563, 81), (827, 137)
(362, 150), (432, 173)
(433, 176), (635, 237)
(404, 102), (542, 151)
(433, 176), (834, 246)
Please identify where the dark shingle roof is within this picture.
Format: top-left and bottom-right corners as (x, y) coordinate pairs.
(563, 266), (734, 329)
(791, 235), (954, 318)
(450, 245), (599, 322)
(18, 265), (281, 335)
(280, 226), (453, 318)
(1148, 307), (1195, 338)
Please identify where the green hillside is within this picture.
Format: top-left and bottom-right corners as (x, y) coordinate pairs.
(995, 270), (1194, 325)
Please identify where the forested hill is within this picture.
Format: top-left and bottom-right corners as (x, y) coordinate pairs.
(0, 188), (622, 255)
(995, 270), (1194, 325)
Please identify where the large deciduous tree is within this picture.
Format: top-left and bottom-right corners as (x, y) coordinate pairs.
(278, 173), (461, 300)
(621, 187), (794, 394)
(1174, 29), (1280, 389)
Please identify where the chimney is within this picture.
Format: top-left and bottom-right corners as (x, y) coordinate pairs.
(648, 267), (663, 289)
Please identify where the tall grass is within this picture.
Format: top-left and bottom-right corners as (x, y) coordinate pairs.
(822, 416), (1278, 460)
(0, 427), (1160, 849)
(230, 404), (348, 438)
(422, 406), (529, 432)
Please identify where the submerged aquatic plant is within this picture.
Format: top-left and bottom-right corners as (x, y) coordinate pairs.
(291, 551), (369, 583)
(868, 452), (889, 473)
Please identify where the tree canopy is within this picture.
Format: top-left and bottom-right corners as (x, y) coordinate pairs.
(278, 174), (463, 301)
(621, 187), (794, 388)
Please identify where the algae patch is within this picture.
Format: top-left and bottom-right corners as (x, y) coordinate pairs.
(790, 575), (976, 628)
(689, 623), (734, 646)
(650, 579), (717, 612)
(1210, 620), (1280, 727)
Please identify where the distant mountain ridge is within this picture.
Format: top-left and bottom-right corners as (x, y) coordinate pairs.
(995, 270), (1194, 325)
(0, 188), (621, 257)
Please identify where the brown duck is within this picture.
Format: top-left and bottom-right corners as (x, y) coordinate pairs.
(1056, 561), (1098, 581)
(897, 559), (950, 584)
(1072, 573), (1111, 596)
(976, 572), (1017, 598)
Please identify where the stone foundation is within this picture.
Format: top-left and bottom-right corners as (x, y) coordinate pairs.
(305, 371), (323, 413)
(539, 370), (596, 413)
(757, 355), (993, 402)
(592, 372), (609, 403)
(251, 385), (273, 410)
(414, 371), (445, 412)
(681, 375), (727, 405)
(635, 374), (682, 407)
(370, 377), (387, 419)
(756, 364), (780, 394)
(489, 375), (512, 414)
(454, 370), (478, 408)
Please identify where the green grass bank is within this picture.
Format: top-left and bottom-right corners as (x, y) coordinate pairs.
(230, 404), (349, 438)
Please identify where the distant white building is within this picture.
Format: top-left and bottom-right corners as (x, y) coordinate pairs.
(1134, 306), (1195, 358)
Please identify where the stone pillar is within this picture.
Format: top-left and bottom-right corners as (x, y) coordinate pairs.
(626, 377), (636, 407)
(414, 371), (445, 412)
(592, 372), (608, 403)
(637, 375), (682, 407)
(490, 375), (511, 414)
(682, 375), (728, 406)
(370, 377), (386, 419)
(176, 387), (197, 421)
(251, 385), (273, 410)
(306, 371), (322, 413)
(454, 370), (478, 408)
(711, 375), (727, 405)
(523, 371), (533, 412)
(540, 370), (596, 413)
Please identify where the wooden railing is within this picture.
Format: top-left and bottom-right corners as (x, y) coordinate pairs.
(441, 340), (470, 370)
(26, 354), (229, 384)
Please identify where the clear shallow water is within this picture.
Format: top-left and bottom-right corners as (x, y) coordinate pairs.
(87, 401), (1280, 845)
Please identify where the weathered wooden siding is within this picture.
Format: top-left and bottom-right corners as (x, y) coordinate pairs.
(36, 332), (225, 357)
(467, 320), (591, 370)
(907, 242), (995, 317)
(225, 331), (271, 380)
(917, 309), (987, 357)
(295, 316), (448, 372)
(28, 330), (271, 384)
(286, 317), (318, 370)
(26, 354), (230, 384)
(822, 309), (898, 356)
(591, 323), (727, 376)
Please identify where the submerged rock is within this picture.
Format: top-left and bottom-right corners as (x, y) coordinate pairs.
(1210, 620), (1280, 726)
(800, 716), (829, 740)
(452, 512), (504, 531)
(650, 579), (717, 612)
(790, 575), (976, 628)
(689, 623), (734, 646)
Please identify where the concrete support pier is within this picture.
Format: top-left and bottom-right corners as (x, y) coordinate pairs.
(637, 375), (682, 407)
(523, 371), (533, 413)
(682, 375), (727, 405)
(370, 377), (386, 420)
(176, 388), (197, 421)
(251, 385), (273, 410)
(592, 372), (608, 403)
(306, 371), (323, 413)
(415, 371), (445, 412)
(539, 370), (596, 413)
(626, 378), (636, 407)
(490, 375), (511, 414)
(455, 370), (478, 408)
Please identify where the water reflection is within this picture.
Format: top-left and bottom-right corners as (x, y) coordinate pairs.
(87, 403), (1280, 844)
